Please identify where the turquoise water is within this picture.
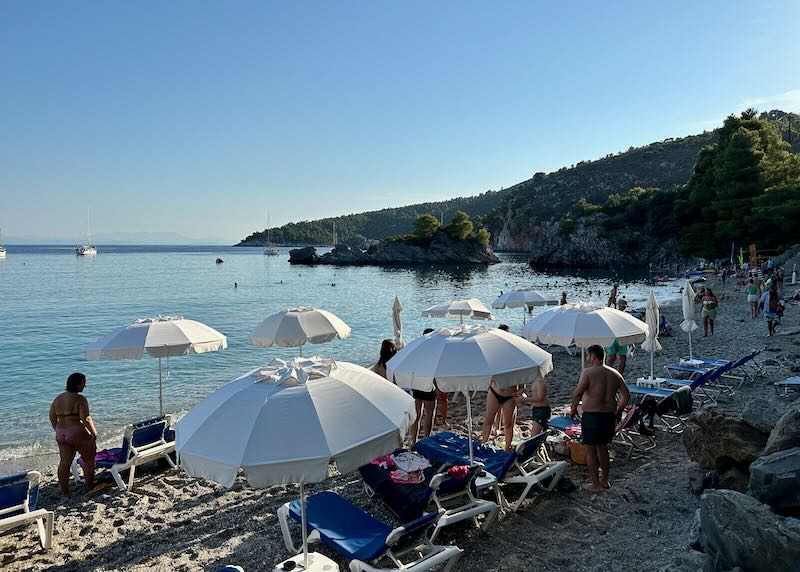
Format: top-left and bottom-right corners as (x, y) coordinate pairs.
(0, 245), (681, 463)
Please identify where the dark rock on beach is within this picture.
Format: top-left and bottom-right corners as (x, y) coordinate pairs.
(682, 410), (768, 470)
(741, 398), (785, 434)
(763, 406), (800, 454)
(748, 447), (800, 515)
(697, 489), (800, 572)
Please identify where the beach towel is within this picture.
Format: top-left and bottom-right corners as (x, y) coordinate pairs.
(77, 448), (123, 468)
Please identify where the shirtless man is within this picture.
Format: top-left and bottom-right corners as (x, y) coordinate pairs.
(570, 345), (630, 492)
(514, 376), (550, 435)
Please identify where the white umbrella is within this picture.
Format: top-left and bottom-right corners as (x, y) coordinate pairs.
(492, 289), (558, 324)
(177, 356), (415, 570)
(387, 325), (553, 463)
(680, 280), (698, 360)
(392, 296), (405, 348)
(640, 291), (662, 380)
(249, 307), (351, 356)
(86, 316), (227, 415)
(422, 298), (495, 324)
(522, 302), (648, 368)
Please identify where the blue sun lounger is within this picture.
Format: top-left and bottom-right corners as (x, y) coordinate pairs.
(776, 376), (800, 396)
(278, 491), (463, 572)
(71, 415), (176, 491)
(665, 350), (762, 390)
(0, 471), (53, 550)
(359, 453), (499, 541)
(413, 431), (568, 512)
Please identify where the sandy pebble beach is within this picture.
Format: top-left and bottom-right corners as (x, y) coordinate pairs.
(3, 273), (799, 572)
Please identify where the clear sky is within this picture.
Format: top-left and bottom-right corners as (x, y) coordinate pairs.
(1, 1), (799, 243)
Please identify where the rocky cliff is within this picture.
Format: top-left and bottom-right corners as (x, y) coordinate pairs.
(526, 218), (677, 269)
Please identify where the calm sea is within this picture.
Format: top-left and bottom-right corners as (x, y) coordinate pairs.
(0, 244), (681, 466)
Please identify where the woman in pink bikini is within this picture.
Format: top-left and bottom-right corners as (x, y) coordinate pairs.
(49, 372), (98, 494)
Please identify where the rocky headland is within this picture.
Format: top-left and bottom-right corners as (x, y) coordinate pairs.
(289, 231), (500, 266)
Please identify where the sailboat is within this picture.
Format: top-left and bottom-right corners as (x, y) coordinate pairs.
(76, 209), (97, 256)
(263, 213), (279, 256)
(0, 227), (6, 259)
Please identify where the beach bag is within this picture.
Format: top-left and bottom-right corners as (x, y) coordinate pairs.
(568, 440), (587, 465)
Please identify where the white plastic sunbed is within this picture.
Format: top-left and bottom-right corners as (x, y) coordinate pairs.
(0, 471), (54, 550)
(71, 415), (176, 491)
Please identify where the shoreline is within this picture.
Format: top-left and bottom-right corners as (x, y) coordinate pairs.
(3, 272), (798, 571)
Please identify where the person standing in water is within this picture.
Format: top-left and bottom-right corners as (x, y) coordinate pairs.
(608, 283), (619, 308)
(570, 345), (629, 493)
(49, 373), (98, 495)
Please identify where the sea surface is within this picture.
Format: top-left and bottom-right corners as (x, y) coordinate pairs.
(0, 244), (681, 467)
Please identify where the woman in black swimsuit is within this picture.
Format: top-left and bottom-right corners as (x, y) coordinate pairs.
(481, 379), (519, 451)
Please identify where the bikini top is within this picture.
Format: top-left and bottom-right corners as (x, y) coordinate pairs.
(56, 393), (82, 418)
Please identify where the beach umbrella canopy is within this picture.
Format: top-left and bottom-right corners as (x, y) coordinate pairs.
(522, 302), (649, 349)
(176, 356), (414, 569)
(640, 291), (662, 379)
(492, 289), (558, 324)
(392, 296), (405, 348)
(680, 280), (698, 359)
(422, 298), (495, 323)
(86, 315), (227, 415)
(249, 307), (351, 355)
(387, 325), (553, 462)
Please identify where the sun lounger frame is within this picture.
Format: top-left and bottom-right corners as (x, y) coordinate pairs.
(361, 459), (499, 541)
(278, 491), (463, 572)
(413, 432), (568, 513)
(0, 471), (53, 550)
(71, 414), (176, 491)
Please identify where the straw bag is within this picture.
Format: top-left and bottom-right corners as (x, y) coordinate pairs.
(568, 440), (587, 465)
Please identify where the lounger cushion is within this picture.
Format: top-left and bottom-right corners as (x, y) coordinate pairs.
(288, 491), (392, 561)
(414, 432), (516, 480)
(359, 462), (436, 523)
(0, 473), (38, 517)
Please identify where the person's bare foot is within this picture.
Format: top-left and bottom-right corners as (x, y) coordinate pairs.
(582, 483), (604, 493)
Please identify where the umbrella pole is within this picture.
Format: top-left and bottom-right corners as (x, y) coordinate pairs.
(466, 393), (474, 465)
(581, 347), (585, 370)
(522, 306), (526, 325)
(650, 349), (655, 380)
(688, 331), (693, 360)
(301, 480), (308, 569)
(158, 357), (163, 416)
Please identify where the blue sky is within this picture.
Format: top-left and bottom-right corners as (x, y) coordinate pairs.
(1, 1), (799, 243)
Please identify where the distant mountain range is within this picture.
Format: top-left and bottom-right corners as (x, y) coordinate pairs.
(4, 231), (230, 245)
(237, 109), (799, 250)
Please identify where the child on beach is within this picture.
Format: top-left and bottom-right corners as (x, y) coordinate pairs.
(514, 376), (551, 435)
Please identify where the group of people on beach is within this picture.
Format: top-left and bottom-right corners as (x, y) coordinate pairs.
(373, 323), (631, 493)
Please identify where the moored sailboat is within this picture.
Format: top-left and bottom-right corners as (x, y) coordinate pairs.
(76, 210), (97, 256)
(0, 227), (6, 259)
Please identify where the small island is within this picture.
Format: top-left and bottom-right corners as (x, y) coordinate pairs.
(289, 211), (500, 266)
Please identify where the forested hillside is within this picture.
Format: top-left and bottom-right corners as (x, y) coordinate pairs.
(237, 110), (800, 258)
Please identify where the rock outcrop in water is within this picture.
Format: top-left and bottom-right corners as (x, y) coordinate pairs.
(289, 232), (500, 266)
